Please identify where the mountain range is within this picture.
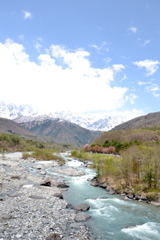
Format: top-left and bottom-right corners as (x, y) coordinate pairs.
(0, 101), (132, 131)
(0, 100), (160, 148)
(0, 117), (102, 147)
(18, 118), (102, 147)
(112, 111), (160, 130)
(93, 111), (160, 147)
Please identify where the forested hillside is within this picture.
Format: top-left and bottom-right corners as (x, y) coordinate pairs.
(19, 118), (102, 147)
(74, 125), (160, 201)
(112, 111), (160, 130)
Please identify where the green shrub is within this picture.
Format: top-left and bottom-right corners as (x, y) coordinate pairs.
(22, 152), (31, 159)
(146, 192), (159, 201)
(31, 149), (56, 160)
(71, 150), (78, 157)
(22, 148), (64, 164)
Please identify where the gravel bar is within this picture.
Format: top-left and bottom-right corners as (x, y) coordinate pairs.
(0, 153), (95, 240)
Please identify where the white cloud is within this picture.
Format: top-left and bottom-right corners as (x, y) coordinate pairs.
(104, 57), (112, 64)
(133, 59), (160, 76)
(138, 80), (160, 98)
(125, 94), (138, 104)
(145, 84), (160, 97)
(129, 27), (137, 33)
(90, 41), (109, 54)
(23, 11), (32, 19)
(112, 64), (125, 72)
(119, 74), (127, 83)
(34, 43), (42, 52)
(0, 39), (131, 114)
(143, 39), (151, 46)
(138, 81), (147, 85)
(121, 74), (127, 81)
(34, 38), (44, 52)
(138, 80), (152, 85)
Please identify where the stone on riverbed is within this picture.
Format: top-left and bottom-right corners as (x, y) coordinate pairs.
(40, 181), (52, 187)
(57, 183), (69, 188)
(90, 180), (99, 187)
(40, 177), (59, 187)
(106, 186), (115, 195)
(73, 203), (90, 211)
(53, 167), (85, 176)
(29, 195), (46, 199)
(90, 177), (99, 187)
(46, 233), (62, 240)
(0, 213), (12, 220)
(53, 193), (64, 199)
(34, 164), (45, 170)
(10, 175), (20, 179)
(74, 212), (91, 222)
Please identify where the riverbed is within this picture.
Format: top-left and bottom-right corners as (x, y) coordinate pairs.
(1, 152), (160, 240)
(0, 152), (93, 240)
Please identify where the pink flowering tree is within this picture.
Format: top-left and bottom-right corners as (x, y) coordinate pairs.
(83, 144), (90, 152)
(108, 146), (116, 154)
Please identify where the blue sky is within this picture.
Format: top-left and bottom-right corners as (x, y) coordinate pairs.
(0, 0), (159, 119)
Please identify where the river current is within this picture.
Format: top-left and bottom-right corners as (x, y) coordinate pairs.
(18, 151), (160, 240)
(56, 152), (160, 240)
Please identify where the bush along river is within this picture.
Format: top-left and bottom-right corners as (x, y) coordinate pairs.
(6, 151), (160, 240)
(46, 152), (160, 240)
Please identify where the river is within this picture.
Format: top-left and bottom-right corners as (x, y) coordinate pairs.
(52, 152), (160, 240)
(16, 151), (160, 240)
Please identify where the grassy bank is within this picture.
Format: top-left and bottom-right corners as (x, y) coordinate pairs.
(0, 133), (65, 164)
(71, 145), (160, 200)
(22, 149), (64, 164)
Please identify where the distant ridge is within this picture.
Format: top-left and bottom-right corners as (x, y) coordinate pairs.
(0, 117), (33, 135)
(112, 111), (160, 130)
(0, 117), (57, 143)
(92, 111), (160, 147)
(0, 101), (137, 131)
(18, 118), (102, 147)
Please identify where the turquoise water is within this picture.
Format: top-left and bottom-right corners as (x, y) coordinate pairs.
(17, 151), (160, 240)
(59, 153), (160, 240)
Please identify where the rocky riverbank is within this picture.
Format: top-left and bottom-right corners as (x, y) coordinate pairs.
(0, 153), (94, 240)
(90, 176), (160, 206)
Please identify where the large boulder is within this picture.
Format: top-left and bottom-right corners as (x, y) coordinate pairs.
(73, 203), (90, 211)
(40, 177), (59, 187)
(98, 181), (108, 188)
(74, 212), (91, 222)
(106, 186), (115, 195)
(90, 177), (99, 187)
(40, 181), (51, 187)
(66, 203), (73, 209)
(57, 183), (69, 188)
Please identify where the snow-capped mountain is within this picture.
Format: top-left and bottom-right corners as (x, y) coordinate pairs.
(0, 101), (38, 119)
(14, 112), (127, 131)
(0, 101), (133, 131)
(47, 111), (128, 131)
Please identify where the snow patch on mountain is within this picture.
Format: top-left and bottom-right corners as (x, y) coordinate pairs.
(0, 101), (38, 119)
(14, 111), (129, 131)
(0, 101), (141, 131)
